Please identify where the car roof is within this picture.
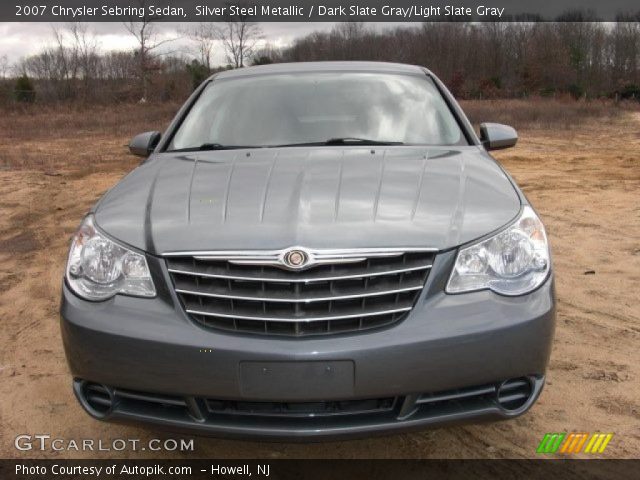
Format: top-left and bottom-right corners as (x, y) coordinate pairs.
(212, 61), (431, 80)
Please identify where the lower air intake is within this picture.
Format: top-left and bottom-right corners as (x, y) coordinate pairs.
(496, 377), (533, 411)
(80, 382), (114, 417)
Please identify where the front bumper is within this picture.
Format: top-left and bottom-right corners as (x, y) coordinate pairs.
(60, 251), (556, 440)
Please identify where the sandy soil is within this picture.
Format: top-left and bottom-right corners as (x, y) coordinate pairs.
(0, 111), (638, 459)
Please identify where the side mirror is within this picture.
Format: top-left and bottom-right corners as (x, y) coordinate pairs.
(129, 131), (161, 157)
(480, 123), (518, 151)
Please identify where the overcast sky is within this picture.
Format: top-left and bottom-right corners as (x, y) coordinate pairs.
(0, 22), (349, 67)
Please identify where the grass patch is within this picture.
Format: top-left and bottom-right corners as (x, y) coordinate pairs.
(460, 98), (637, 131)
(0, 102), (179, 172)
(0, 99), (636, 171)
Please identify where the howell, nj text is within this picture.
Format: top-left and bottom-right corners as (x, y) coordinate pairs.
(208, 464), (271, 476)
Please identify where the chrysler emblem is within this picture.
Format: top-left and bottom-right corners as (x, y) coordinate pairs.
(283, 249), (308, 269)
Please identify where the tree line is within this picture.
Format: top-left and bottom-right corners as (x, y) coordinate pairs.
(274, 21), (640, 100)
(4, 19), (640, 105)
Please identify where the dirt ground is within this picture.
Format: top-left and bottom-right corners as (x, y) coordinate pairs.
(0, 106), (638, 459)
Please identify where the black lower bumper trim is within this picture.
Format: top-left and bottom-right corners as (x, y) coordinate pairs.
(73, 376), (544, 440)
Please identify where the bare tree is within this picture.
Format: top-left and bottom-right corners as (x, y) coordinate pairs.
(611, 21), (640, 89)
(184, 22), (218, 70)
(250, 43), (282, 65)
(0, 55), (9, 79)
(69, 23), (99, 78)
(216, 10), (262, 68)
(36, 23), (100, 99)
(63, 23), (100, 97)
(51, 25), (75, 82)
(123, 0), (178, 100)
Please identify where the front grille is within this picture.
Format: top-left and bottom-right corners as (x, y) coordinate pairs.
(165, 248), (435, 336)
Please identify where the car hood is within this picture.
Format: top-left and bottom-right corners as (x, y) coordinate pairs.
(94, 147), (521, 255)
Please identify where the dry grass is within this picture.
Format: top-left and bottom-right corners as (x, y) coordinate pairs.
(0, 102), (180, 139)
(460, 98), (638, 130)
(0, 102), (180, 172)
(0, 99), (636, 172)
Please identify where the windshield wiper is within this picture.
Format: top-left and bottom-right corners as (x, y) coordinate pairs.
(271, 138), (404, 148)
(167, 143), (258, 152)
(324, 137), (404, 146)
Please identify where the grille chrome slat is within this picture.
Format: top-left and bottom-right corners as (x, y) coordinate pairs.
(164, 247), (437, 258)
(168, 264), (431, 284)
(175, 284), (423, 303)
(186, 305), (413, 323)
(165, 248), (435, 337)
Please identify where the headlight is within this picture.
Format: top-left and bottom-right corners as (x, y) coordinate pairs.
(446, 206), (550, 296)
(65, 215), (156, 301)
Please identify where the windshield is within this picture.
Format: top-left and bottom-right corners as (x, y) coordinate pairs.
(167, 71), (466, 150)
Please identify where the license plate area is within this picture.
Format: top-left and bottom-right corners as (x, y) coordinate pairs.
(239, 361), (355, 400)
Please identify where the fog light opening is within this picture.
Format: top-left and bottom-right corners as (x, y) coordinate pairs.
(496, 377), (533, 412)
(78, 381), (114, 419)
